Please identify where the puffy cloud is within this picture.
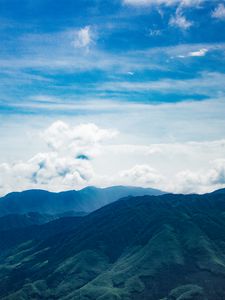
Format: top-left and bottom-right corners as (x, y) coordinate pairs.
(72, 26), (93, 49)
(28, 152), (94, 184)
(42, 121), (118, 158)
(207, 159), (225, 185)
(0, 152), (94, 196)
(212, 3), (225, 20)
(171, 170), (203, 194)
(100, 139), (225, 194)
(1, 120), (225, 196)
(170, 160), (225, 194)
(0, 121), (117, 195)
(118, 164), (164, 187)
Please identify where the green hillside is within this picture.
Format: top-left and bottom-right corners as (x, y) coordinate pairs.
(1, 190), (225, 299)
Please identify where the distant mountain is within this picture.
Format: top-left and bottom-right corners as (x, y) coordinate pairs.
(1, 189), (225, 299)
(0, 186), (164, 216)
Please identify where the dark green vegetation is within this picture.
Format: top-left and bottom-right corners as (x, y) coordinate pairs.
(0, 186), (164, 216)
(1, 189), (225, 299)
(0, 212), (55, 231)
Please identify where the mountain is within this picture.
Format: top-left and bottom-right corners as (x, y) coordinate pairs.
(0, 189), (225, 299)
(0, 186), (164, 216)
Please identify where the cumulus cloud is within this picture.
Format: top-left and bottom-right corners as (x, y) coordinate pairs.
(1, 120), (225, 196)
(72, 26), (93, 49)
(170, 159), (225, 194)
(42, 121), (118, 158)
(207, 159), (225, 185)
(171, 170), (203, 194)
(118, 164), (164, 187)
(212, 3), (225, 20)
(0, 153), (94, 195)
(0, 121), (117, 195)
(100, 138), (225, 194)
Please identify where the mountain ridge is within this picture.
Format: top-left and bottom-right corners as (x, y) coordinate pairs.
(0, 185), (164, 216)
(1, 189), (225, 299)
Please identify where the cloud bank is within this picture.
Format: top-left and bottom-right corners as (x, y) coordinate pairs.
(1, 121), (225, 196)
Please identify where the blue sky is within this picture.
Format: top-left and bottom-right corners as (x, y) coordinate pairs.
(1, 0), (225, 195)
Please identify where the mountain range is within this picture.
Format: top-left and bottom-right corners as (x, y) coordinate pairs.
(0, 188), (225, 299)
(0, 186), (164, 217)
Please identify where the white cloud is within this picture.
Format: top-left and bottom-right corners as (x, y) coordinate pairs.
(98, 137), (225, 194)
(0, 152), (95, 195)
(95, 71), (225, 98)
(123, 0), (202, 7)
(178, 48), (208, 58)
(72, 26), (93, 49)
(169, 9), (193, 30)
(168, 159), (225, 194)
(42, 121), (118, 158)
(0, 33), (223, 75)
(1, 100), (225, 196)
(0, 121), (118, 196)
(180, 0), (202, 5)
(172, 170), (203, 193)
(103, 154), (225, 194)
(118, 164), (164, 187)
(212, 3), (225, 20)
(149, 29), (162, 36)
(188, 48), (208, 57)
(1, 133), (225, 195)
(207, 159), (225, 185)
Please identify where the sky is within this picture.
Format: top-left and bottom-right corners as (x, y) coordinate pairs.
(1, 0), (225, 196)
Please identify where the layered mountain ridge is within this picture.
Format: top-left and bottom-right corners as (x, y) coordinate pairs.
(0, 186), (164, 216)
(0, 189), (225, 299)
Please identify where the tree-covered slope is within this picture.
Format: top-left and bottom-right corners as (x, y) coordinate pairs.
(0, 212), (55, 231)
(1, 190), (225, 299)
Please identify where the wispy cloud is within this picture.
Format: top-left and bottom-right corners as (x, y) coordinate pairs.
(169, 8), (193, 30)
(94, 72), (225, 99)
(212, 3), (225, 20)
(178, 48), (208, 57)
(0, 34), (223, 77)
(72, 26), (94, 49)
(123, 0), (203, 7)
(188, 48), (208, 56)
